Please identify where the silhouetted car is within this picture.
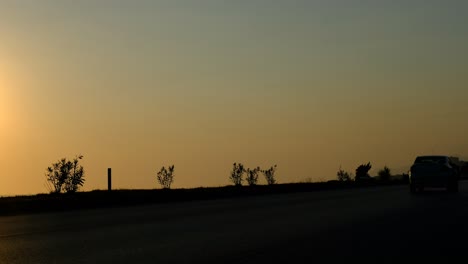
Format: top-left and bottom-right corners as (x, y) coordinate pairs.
(409, 155), (459, 193)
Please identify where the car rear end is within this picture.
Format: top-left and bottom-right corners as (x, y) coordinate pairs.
(409, 156), (458, 193)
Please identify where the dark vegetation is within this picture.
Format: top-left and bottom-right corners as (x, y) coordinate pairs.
(262, 165), (277, 185)
(9, 158), (467, 217)
(245, 167), (260, 186)
(378, 166), (391, 182)
(337, 166), (352, 182)
(157, 165), (175, 189)
(337, 162), (409, 184)
(229, 163), (245, 186)
(229, 163), (278, 186)
(45, 155), (85, 194)
(355, 162), (372, 182)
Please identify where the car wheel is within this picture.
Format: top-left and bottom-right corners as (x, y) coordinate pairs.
(410, 183), (417, 194)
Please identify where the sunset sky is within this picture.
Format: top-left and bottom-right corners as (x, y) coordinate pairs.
(1, 0), (467, 196)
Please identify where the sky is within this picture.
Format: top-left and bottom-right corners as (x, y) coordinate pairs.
(1, 0), (468, 196)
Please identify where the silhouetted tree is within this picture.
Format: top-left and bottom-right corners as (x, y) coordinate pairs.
(336, 166), (352, 182)
(355, 162), (372, 182)
(230, 163), (245, 186)
(64, 155), (85, 193)
(246, 167), (260, 186)
(378, 166), (391, 182)
(262, 165), (277, 185)
(157, 165), (175, 189)
(45, 155), (85, 194)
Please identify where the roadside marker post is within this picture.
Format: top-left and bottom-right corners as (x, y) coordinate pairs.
(108, 168), (112, 191)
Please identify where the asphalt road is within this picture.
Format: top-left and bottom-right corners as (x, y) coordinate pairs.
(1, 182), (468, 263)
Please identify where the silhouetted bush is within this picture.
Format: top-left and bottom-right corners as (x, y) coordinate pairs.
(45, 155), (85, 194)
(336, 167), (352, 182)
(157, 165), (175, 189)
(246, 167), (260, 186)
(355, 162), (372, 182)
(262, 165), (277, 185)
(401, 173), (410, 184)
(230, 163), (245, 186)
(378, 166), (391, 182)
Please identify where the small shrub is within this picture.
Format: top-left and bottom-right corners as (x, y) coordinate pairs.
(45, 155), (85, 194)
(246, 167), (260, 186)
(157, 165), (175, 189)
(355, 162), (372, 182)
(337, 167), (352, 182)
(230, 163), (245, 186)
(262, 165), (277, 185)
(378, 166), (391, 182)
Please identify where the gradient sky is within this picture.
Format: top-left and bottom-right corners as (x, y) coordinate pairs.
(1, 0), (468, 196)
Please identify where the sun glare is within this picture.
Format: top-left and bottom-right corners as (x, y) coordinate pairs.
(0, 71), (6, 116)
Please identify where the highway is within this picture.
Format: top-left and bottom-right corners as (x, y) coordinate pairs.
(1, 182), (468, 263)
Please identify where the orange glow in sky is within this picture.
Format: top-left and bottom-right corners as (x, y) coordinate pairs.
(0, 62), (12, 132)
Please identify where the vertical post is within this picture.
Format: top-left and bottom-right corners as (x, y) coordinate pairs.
(108, 168), (112, 191)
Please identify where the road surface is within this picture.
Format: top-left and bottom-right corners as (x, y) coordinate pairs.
(1, 182), (468, 263)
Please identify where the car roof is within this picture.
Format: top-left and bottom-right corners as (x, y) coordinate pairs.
(416, 155), (448, 158)
(415, 156), (449, 162)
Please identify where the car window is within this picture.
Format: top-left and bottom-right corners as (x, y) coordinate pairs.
(414, 156), (447, 164)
